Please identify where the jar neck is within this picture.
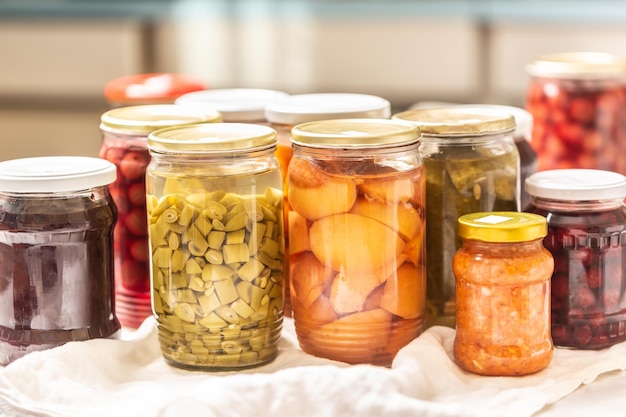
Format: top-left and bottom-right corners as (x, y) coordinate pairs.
(149, 146), (277, 162)
(530, 196), (624, 212)
(463, 238), (544, 255)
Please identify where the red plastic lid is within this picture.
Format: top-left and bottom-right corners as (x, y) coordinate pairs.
(104, 73), (207, 105)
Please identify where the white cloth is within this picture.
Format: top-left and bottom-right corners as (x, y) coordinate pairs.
(1, 317), (626, 417)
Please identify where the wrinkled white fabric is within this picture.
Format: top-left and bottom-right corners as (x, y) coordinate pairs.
(0, 317), (625, 417)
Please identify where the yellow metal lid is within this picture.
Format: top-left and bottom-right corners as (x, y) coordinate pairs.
(100, 104), (222, 135)
(526, 52), (626, 79)
(392, 107), (515, 136)
(148, 122), (277, 154)
(290, 118), (421, 148)
(457, 212), (547, 243)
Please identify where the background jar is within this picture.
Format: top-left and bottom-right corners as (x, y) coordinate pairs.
(99, 105), (222, 329)
(393, 107), (520, 328)
(525, 169), (626, 349)
(146, 122), (284, 371)
(453, 212), (554, 376)
(104, 73), (207, 108)
(264, 93), (391, 317)
(0, 156), (119, 365)
(175, 88), (289, 124)
(525, 52), (626, 175)
(288, 118), (426, 366)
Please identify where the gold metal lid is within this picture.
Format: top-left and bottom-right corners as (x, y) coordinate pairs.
(290, 118), (421, 148)
(457, 212), (547, 243)
(526, 52), (626, 79)
(148, 122), (277, 154)
(392, 107), (515, 136)
(100, 104), (222, 135)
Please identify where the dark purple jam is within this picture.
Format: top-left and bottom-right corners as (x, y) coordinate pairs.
(527, 203), (626, 349)
(0, 189), (119, 364)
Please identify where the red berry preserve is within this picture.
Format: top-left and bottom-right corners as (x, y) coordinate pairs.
(525, 169), (626, 349)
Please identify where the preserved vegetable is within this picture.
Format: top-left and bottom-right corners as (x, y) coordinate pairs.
(453, 212), (554, 376)
(147, 123), (284, 370)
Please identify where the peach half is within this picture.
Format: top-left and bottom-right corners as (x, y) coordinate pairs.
(380, 262), (425, 319)
(290, 252), (334, 309)
(288, 210), (310, 255)
(288, 157), (357, 220)
(309, 213), (406, 274)
(357, 172), (423, 205)
(350, 197), (422, 241)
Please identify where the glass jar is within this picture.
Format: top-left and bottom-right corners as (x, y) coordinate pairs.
(99, 105), (222, 329)
(288, 118), (425, 366)
(525, 169), (626, 349)
(146, 122), (284, 371)
(392, 107), (520, 328)
(0, 156), (119, 365)
(175, 88), (289, 123)
(265, 93), (391, 317)
(104, 73), (207, 107)
(525, 52), (626, 175)
(453, 212), (554, 376)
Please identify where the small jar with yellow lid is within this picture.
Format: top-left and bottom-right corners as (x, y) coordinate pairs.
(99, 105), (222, 329)
(392, 107), (521, 328)
(453, 211), (554, 376)
(146, 122), (284, 371)
(287, 118), (426, 366)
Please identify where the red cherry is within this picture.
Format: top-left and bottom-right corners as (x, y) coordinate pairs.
(119, 151), (149, 182)
(130, 239), (149, 262)
(121, 259), (149, 292)
(128, 182), (147, 207)
(125, 208), (148, 236)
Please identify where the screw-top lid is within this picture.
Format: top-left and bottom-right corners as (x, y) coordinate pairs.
(148, 122), (277, 154)
(0, 156), (117, 193)
(290, 118), (421, 149)
(104, 73), (206, 105)
(525, 169), (626, 201)
(392, 107), (515, 137)
(526, 52), (626, 79)
(175, 88), (289, 122)
(100, 104), (222, 135)
(264, 93), (391, 125)
(458, 212), (548, 243)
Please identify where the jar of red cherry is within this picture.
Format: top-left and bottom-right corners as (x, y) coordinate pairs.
(525, 52), (626, 175)
(99, 105), (222, 328)
(525, 169), (626, 349)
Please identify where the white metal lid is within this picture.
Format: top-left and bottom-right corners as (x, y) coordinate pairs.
(175, 88), (289, 122)
(264, 93), (391, 125)
(0, 156), (117, 193)
(525, 169), (626, 201)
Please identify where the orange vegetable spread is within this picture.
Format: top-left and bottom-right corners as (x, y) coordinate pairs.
(453, 212), (554, 376)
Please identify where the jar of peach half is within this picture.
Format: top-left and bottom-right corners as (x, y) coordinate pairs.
(288, 118), (425, 366)
(453, 212), (554, 376)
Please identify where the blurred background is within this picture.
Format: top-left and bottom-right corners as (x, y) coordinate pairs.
(2, 0), (626, 160)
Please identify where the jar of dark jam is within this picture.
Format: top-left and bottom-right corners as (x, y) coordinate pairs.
(393, 107), (520, 328)
(525, 169), (626, 349)
(99, 105), (222, 329)
(0, 156), (119, 365)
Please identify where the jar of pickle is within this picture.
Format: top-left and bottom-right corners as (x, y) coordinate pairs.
(453, 212), (554, 376)
(525, 52), (626, 174)
(392, 107), (520, 327)
(99, 105), (222, 329)
(288, 118), (426, 366)
(525, 169), (626, 349)
(0, 156), (119, 365)
(104, 73), (207, 107)
(175, 88), (289, 123)
(146, 122), (284, 370)
(265, 93), (391, 317)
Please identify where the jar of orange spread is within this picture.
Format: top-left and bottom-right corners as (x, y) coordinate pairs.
(453, 212), (554, 376)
